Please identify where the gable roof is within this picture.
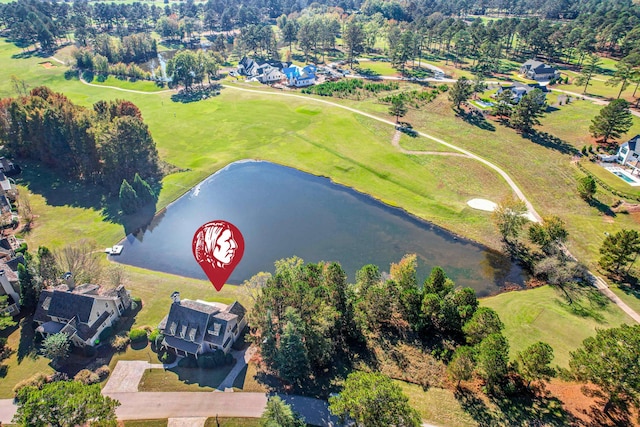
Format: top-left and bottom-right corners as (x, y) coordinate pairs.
(626, 135), (639, 152)
(522, 59), (557, 74)
(227, 301), (246, 320)
(48, 291), (95, 323)
(162, 300), (221, 344)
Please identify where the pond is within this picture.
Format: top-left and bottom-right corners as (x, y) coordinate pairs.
(111, 161), (526, 296)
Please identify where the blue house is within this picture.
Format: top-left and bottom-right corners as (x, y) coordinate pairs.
(283, 65), (316, 87)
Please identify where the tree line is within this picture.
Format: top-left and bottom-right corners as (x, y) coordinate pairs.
(0, 87), (160, 192)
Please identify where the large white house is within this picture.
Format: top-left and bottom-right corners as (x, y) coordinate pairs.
(158, 292), (246, 357)
(520, 59), (560, 81)
(34, 280), (131, 348)
(617, 135), (640, 174)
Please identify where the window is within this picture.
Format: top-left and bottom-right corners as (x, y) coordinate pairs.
(223, 336), (231, 348)
(212, 323), (221, 336)
(232, 324), (238, 335)
(105, 302), (108, 308)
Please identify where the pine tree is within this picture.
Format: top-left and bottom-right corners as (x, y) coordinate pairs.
(575, 54), (602, 94)
(448, 77), (473, 111)
(18, 262), (40, 312)
(589, 99), (633, 144)
(132, 173), (155, 204)
(276, 309), (309, 385)
(510, 89), (546, 133)
(119, 179), (139, 215)
(598, 229), (640, 275)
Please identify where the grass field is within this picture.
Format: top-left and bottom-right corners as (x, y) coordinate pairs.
(138, 365), (233, 391)
(482, 285), (632, 368)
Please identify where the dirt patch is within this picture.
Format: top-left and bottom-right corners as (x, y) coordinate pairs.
(631, 211), (640, 225)
(547, 380), (640, 426)
(39, 61), (55, 69)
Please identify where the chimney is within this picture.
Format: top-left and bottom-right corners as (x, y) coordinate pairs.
(0, 270), (19, 308)
(63, 272), (75, 291)
(171, 291), (180, 304)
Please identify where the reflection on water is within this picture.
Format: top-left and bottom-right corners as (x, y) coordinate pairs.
(139, 50), (177, 81)
(112, 161), (527, 296)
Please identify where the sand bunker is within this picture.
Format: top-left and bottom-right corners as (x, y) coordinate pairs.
(39, 61), (55, 69)
(467, 198), (498, 212)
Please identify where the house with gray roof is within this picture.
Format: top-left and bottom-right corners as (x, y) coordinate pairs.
(520, 59), (560, 81)
(0, 252), (25, 316)
(237, 56), (287, 84)
(34, 279), (131, 347)
(158, 292), (247, 358)
(617, 135), (640, 173)
(496, 82), (548, 103)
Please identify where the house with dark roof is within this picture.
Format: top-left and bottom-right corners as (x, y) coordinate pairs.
(237, 57), (287, 84)
(617, 135), (640, 174)
(158, 292), (246, 358)
(520, 59), (560, 81)
(0, 252), (25, 316)
(34, 280), (131, 347)
(496, 82), (548, 103)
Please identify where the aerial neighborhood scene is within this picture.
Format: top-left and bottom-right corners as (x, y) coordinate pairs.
(2, 0), (640, 425)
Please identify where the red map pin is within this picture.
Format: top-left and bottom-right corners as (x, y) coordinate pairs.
(192, 220), (245, 291)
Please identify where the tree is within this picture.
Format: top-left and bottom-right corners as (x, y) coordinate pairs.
(276, 308), (309, 385)
(517, 341), (555, 388)
(476, 333), (510, 393)
(492, 89), (513, 121)
(528, 215), (568, 254)
(18, 262), (40, 312)
(570, 324), (640, 414)
(119, 179), (139, 215)
(448, 77), (473, 111)
(37, 246), (59, 287)
(166, 50), (201, 90)
(54, 240), (102, 288)
(577, 175), (597, 202)
(13, 381), (120, 427)
(282, 21), (298, 52)
(510, 88), (546, 133)
(389, 97), (408, 123)
(343, 22), (364, 69)
(261, 396), (305, 427)
(606, 60), (634, 99)
(42, 333), (70, 365)
(575, 54), (602, 94)
(462, 307), (504, 345)
(132, 173), (155, 205)
(0, 295), (17, 331)
(492, 195), (529, 242)
(447, 346), (475, 388)
(329, 371), (421, 427)
(598, 229), (640, 275)
(589, 99), (633, 144)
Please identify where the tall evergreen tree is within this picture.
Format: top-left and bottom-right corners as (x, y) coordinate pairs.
(276, 308), (309, 385)
(132, 173), (155, 204)
(598, 229), (640, 275)
(119, 179), (139, 215)
(589, 99), (633, 144)
(18, 262), (40, 312)
(448, 77), (473, 111)
(510, 88), (546, 133)
(575, 54), (602, 94)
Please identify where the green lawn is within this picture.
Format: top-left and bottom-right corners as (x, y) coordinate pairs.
(138, 366), (233, 391)
(557, 68), (638, 102)
(481, 285), (633, 368)
(204, 418), (262, 427)
(398, 381), (478, 427)
(122, 421), (168, 427)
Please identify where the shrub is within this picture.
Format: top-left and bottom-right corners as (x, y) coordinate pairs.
(99, 326), (114, 341)
(13, 372), (47, 396)
(95, 365), (110, 380)
(129, 328), (148, 343)
(15, 242), (27, 254)
(111, 334), (130, 352)
(0, 336), (7, 351)
(47, 372), (69, 383)
(160, 350), (177, 364)
(178, 354), (197, 368)
(74, 369), (100, 385)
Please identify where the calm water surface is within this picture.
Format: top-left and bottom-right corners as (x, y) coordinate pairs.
(112, 161), (526, 296)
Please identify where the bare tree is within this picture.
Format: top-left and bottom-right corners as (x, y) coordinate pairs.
(55, 240), (102, 285)
(105, 264), (127, 288)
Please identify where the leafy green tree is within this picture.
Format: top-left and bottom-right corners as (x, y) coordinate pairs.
(577, 175), (597, 202)
(570, 324), (640, 414)
(447, 346), (475, 388)
(423, 266), (454, 297)
(463, 307), (504, 345)
(0, 295), (17, 331)
(448, 77), (473, 111)
(389, 97), (408, 123)
(606, 60), (634, 99)
(476, 333), (510, 393)
(42, 333), (70, 366)
(276, 308), (310, 385)
(18, 262), (40, 312)
(492, 195), (529, 242)
(575, 54), (602, 94)
(528, 215), (568, 254)
(166, 50), (202, 90)
(598, 229), (640, 275)
(510, 88), (546, 133)
(517, 341), (555, 388)
(261, 396), (305, 427)
(343, 22), (365, 69)
(329, 371), (421, 427)
(13, 381), (119, 427)
(119, 179), (139, 215)
(282, 21), (298, 52)
(132, 173), (155, 205)
(589, 99), (633, 144)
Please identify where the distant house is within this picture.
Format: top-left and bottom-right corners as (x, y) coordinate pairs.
(34, 278), (131, 347)
(496, 82), (547, 103)
(158, 292), (246, 358)
(0, 248), (26, 316)
(0, 157), (19, 177)
(617, 135), (640, 174)
(237, 57), (287, 84)
(520, 59), (560, 81)
(0, 171), (17, 202)
(283, 64), (317, 87)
